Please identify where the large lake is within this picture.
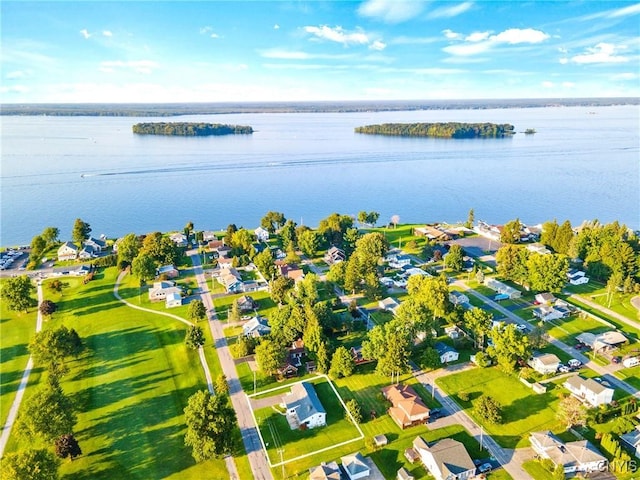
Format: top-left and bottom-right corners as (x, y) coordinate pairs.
(1, 105), (638, 246)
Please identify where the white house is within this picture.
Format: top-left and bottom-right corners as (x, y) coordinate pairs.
(620, 425), (640, 459)
(413, 436), (476, 480)
(84, 237), (106, 252)
(535, 292), (557, 305)
(379, 297), (400, 314)
(533, 305), (566, 322)
(576, 331), (627, 353)
(254, 226), (270, 242)
(449, 291), (469, 306)
(78, 245), (97, 260)
(242, 317), (271, 338)
(528, 353), (561, 375)
(388, 254), (412, 269)
(309, 461), (341, 480)
(57, 242), (79, 261)
(527, 243), (552, 255)
(567, 269), (589, 285)
(324, 246), (346, 265)
(283, 382), (326, 429)
(202, 231), (217, 242)
(341, 452), (370, 480)
(165, 291), (182, 309)
(530, 431), (608, 474)
(484, 278), (521, 299)
(564, 376), (614, 407)
(148, 281), (182, 302)
(435, 342), (459, 363)
(169, 232), (188, 247)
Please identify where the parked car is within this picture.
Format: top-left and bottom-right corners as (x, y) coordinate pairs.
(558, 364), (571, 373)
(612, 356), (622, 364)
(429, 408), (445, 419)
(478, 463), (493, 473)
(568, 359), (582, 369)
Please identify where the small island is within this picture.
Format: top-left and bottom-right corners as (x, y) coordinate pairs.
(524, 128), (537, 135)
(132, 122), (253, 136)
(354, 122), (515, 139)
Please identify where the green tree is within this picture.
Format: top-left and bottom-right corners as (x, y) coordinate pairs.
(1, 275), (36, 312)
(296, 273), (319, 305)
(557, 395), (587, 428)
(30, 234), (47, 266)
(260, 211), (286, 233)
(329, 346), (355, 379)
(473, 395), (503, 424)
(29, 326), (83, 374)
(39, 299), (58, 317)
(55, 433), (82, 460)
(345, 399), (362, 424)
(187, 299), (207, 323)
(254, 339), (286, 375)
(444, 244), (464, 271)
(280, 219), (298, 250)
(254, 249), (276, 280)
(465, 209), (475, 229)
(315, 340), (330, 373)
(215, 374), (229, 396)
(375, 322), (411, 380)
(540, 220), (559, 250)
(527, 253), (569, 293)
(42, 226), (60, 246)
(500, 218), (521, 244)
(269, 276), (293, 304)
(463, 307), (493, 349)
(131, 253), (156, 282)
(420, 347), (442, 370)
(184, 390), (236, 462)
(298, 229), (321, 257)
(1, 448), (60, 480)
(302, 310), (324, 354)
(185, 325), (205, 349)
(228, 300), (241, 323)
(472, 351), (492, 367)
(528, 325), (549, 349)
(487, 323), (531, 374)
(496, 245), (529, 286)
(71, 218), (91, 246)
(326, 261), (347, 286)
(554, 220), (574, 254)
(116, 233), (141, 265)
(318, 213), (354, 246)
(18, 384), (77, 441)
(231, 229), (254, 255)
(141, 232), (180, 265)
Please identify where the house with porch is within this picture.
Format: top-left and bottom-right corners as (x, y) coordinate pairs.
(84, 237), (106, 252)
(57, 242), (79, 261)
(412, 436), (476, 480)
(530, 431), (608, 474)
(283, 381), (326, 429)
(324, 246), (346, 265)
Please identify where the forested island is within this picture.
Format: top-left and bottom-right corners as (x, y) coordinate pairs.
(355, 122), (515, 138)
(132, 122), (253, 136)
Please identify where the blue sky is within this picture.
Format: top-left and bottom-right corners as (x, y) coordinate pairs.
(2, 1), (639, 103)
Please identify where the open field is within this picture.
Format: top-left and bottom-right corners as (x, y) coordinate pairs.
(0, 279), (38, 428)
(437, 366), (562, 449)
(3, 268), (245, 479)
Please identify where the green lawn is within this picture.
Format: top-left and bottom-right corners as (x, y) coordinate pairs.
(522, 459), (556, 480)
(213, 290), (277, 322)
(4, 268), (242, 479)
(436, 366), (563, 448)
(545, 314), (610, 344)
(563, 297), (640, 341)
(615, 364), (640, 390)
(0, 278), (38, 427)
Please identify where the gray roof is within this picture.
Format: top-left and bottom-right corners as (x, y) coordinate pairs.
(435, 342), (458, 355)
(621, 426), (640, 449)
(564, 376), (612, 395)
(532, 353), (561, 366)
(341, 452), (369, 477)
(285, 382), (326, 424)
(427, 438), (476, 477)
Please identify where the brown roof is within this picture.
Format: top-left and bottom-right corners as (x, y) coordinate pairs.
(382, 384), (430, 427)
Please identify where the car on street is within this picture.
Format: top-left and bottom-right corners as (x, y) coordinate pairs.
(612, 356), (622, 364)
(568, 359), (582, 369)
(558, 364), (571, 373)
(478, 463), (492, 473)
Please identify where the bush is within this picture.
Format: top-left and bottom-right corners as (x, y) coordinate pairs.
(458, 392), (470, 402)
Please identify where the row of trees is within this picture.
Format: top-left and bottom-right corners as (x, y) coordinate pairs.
(132, 122), (253, 136)
(496, 245), (569, 292)
(355, 122), (515, 138)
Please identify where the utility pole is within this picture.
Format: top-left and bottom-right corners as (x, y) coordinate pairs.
(480, 425), (484, 451)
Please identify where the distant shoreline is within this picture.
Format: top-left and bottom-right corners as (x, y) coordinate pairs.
(1, 97), (638, 117)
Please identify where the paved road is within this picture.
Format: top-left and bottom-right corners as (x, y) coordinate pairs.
(454, 281), (640, 400)
(0, 284), (44, 457)
(189, 252), (273, 480)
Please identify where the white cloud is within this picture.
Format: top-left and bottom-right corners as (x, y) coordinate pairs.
(562, 82), (575, 88)
(442, 29), (461, 40)
(578, 2), (640, 20)
(428, 2), (473, 19)
(542, 81), (554, 88)
(570, 43), (629, 64)
(210, 33), (219, 39)
(6, 70), (26, 79)
(261, 49), (311, 60)
(274, 24), (280, 30)
(390, 35), (440, 45)
(0, 85), (29, 94)
(303, 25), (369, 45)
(369, 40), (386, 51)
(200, 26), (212, 34)
(102, 30), (113, 37)
(80, 29), (91, 39)
(465, 31), (490, 42)
(559, 57), (569, 64)
(612, 72), (638, 80)
(358, 0), (425, 23)
(99, 60), (159, 74)
(443, 27), (549, 56)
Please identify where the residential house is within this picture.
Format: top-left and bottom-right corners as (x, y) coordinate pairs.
(165, 292), (182, 309)
(404, 267), (431, 278)
(148, 281), (182, 302)
(242, 317), (271, 338)
(388, 254), (412, 269)
(215, 245), (232, 258)
(288, 339), (306, 367)
(217, 256), (234, 269)
(277, 362), (299, 379)
(527, 243), (552, 255)
(283, 382), (326, 429)
(237, 295), (258, 313)
(208, 239), (224, 250)
(157, 264), (179, 279)
(444, 325), (461, 340)
(277, 263), (305, 282)
(84, 237), (106, 252)
(397, 467), (414, 480)
(254, 226), (270, 242)
(341, 452), (370, 480)
(412, 436), (476, 480)
(484, 278), (522, 299)
(533, 305), (567, 322)
(169, 232), (189, 247)
(530, 431), (608, 474)
(78, 245), (97, 260)
(620, 425), (640, 458)
(57, 242), (79, 261)
(218, 268), (243, 293)
(382, 384), (430, 429)
(435, 343), (459, 363)
(378, 297), (400, 314)
(202, 231), (218, 242)
(535, 292), (557, 305)
(576, 331), (627, 353)
(324, 246), (346, 265)
(564, 376), (614, 407)
(448, 291), (469, 306)
(414, 225), (452, 241)
(350, 345), (373, 365)
(309, 461), (341, 480)
(528, 353), (561, 375)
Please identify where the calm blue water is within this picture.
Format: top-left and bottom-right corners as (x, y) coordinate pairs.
(1, 105), (638, 246)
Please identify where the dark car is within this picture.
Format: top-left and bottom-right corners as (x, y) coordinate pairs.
(429, 408), (444, 420)
(478, 463), (492, 473)
(612, 356), (622, 364)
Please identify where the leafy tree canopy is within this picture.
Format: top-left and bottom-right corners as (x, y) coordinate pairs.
(184, 390), (236, 462)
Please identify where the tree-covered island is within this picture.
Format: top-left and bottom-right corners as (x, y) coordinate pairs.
(132, 122), (253, 136)
(354, 122), (515, 138)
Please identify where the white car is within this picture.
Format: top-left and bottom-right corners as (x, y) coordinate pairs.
(558, 365), (571, 373)
(568, 359), (582, 369)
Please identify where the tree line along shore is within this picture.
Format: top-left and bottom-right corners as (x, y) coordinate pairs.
(132, 122), (253, 136)
(354, 122), (515, 138)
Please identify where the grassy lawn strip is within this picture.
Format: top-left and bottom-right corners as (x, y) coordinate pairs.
(5, 268), (234, 479)
(522, 459), (555, 480)
(562, 297), (640, 341)
(0, 279), (38, 428)
(253, 378), (362, 464)
(544, 315), (610, 345)
(436, 366), (562, 448)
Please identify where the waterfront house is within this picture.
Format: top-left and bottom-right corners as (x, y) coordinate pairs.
(530, 431), (608, 474)
(283, 382), (326, 429)
(157, 264), (179, 279)
(341, 452), (370, 480)
(254, 226), (270, 242)
(78, 245), (97, 260)
(414, 225), (452, 241)
(412, 436), (476, 480)
(202, 231), (217, 242)
(84, 236), (106, 252)
(169, 232), (188, 247)
(528, 353), (561, 375)
(382, 384), (430, 429)
(57, 242), (79, 261)
(309, 461), (341, 480)
(564, 376), (614, 407)
(435, 342), (459, 363)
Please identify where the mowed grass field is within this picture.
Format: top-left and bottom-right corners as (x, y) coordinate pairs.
(3, 267), (245, 479)
(0, 278), (38, 428)
(437, 366), (562, 449)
